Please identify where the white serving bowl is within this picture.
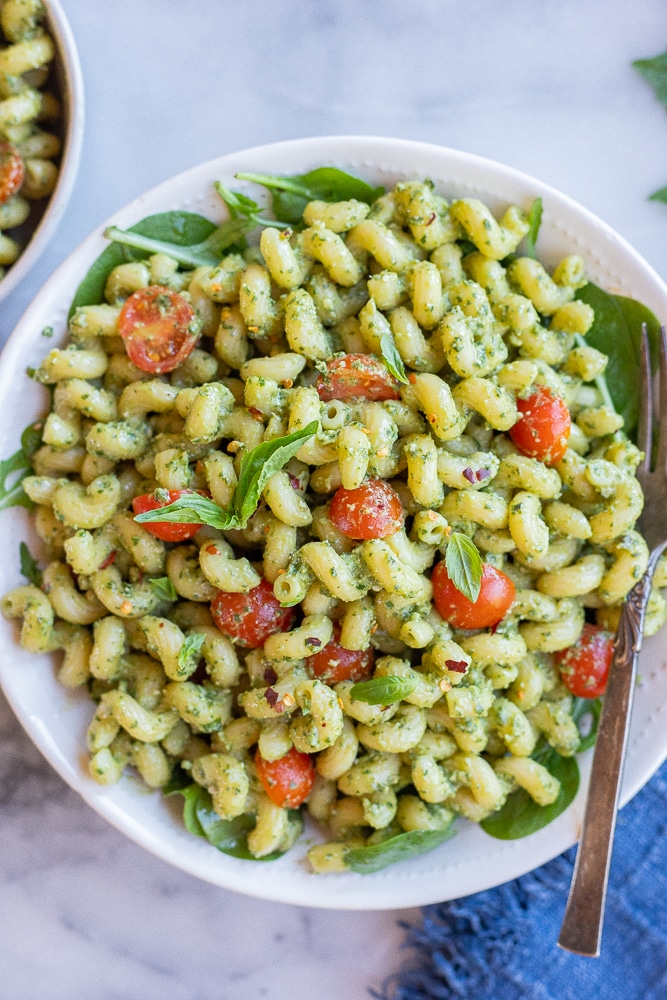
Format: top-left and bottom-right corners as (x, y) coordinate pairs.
(1, 136), (666, 910)
(0, 0), (85, 303)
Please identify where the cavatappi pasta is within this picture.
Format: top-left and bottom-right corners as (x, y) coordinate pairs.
(0, 0), (62, 280)
(4, 175), (665, 873)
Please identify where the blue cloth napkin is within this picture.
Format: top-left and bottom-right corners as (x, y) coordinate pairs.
(379, 758), (667, 1000)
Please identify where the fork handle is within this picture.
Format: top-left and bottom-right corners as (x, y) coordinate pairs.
(558, 557), (659, 957)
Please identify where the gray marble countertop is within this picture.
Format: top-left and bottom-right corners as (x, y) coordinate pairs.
(1, 2), (666, 998)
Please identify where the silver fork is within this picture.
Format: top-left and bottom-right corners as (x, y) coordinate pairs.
(558, 323), (667, 957)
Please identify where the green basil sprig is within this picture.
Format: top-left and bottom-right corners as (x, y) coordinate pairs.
(165, 782), (300, 861)
(379, 331), (408, 384)
(177, 633), (206, 674)
(0, 421), (42, 512)
(19, 541), (41, 586)
(575, 283), (661, 439)
(445, 531), (483, 602)
(344, 826), (455, 874)
(148, 576), (178, 602)
(235, 167), (384, 225)
(523, 197), (543, 259)
(134, 421), (318, 531)
(349, 674), (418, 706)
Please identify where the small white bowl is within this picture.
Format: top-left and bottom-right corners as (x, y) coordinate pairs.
(0, 0), (85, 303)
(1, 136), (666, 909)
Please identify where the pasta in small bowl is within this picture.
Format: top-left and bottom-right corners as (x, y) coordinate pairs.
(0, 0), (84, 302)
(0, 136), (666, 910)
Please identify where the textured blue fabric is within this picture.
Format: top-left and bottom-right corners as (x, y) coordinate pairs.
(380, 759), (667, 1000)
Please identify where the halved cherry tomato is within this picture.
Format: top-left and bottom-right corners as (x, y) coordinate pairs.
(509, 384), (571, 465)
(305, 623), (374, 684)
(555, 623), (614, 698)
(432, 560), (516, 630)
(118, 285), (199, 374)
(0, 141), (24, 204)
(255, 746), (315, 809)
(132, 489), (205, 543)
(210, 577), (296, 649)
(329, 478), (404, 540)
(316, 354), (401, 402)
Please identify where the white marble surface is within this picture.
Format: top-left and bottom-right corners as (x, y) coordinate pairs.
(1, 1), (667, 997)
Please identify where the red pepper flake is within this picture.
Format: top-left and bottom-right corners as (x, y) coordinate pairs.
(408, 373), (417, 385)
(445, 659), (468, 673)
(462, 467), (477, 484)
(263, 667), (278, 685)
(307, 637), (322, 648)
(288, 474), (301, 491)
(206, 544), (219, 555)
(425, 212), (437, 226)
(463, 466), (492, 484)
(98, 550), (117, 570)
(264, 687), (285, 713)
(476, 468), (491, 481)
(248, 406), (265, 422)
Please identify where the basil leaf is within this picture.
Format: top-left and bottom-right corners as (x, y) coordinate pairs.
(19, 541), (41, 586)
(344, 826), (455, 874)
(236, 168), (384, 225)
(178, 632), (206, 674)
(523, 197), (543, 259)
(350, 674), (419, 705)
(480, 748), (580, 840)
(445, 532), (483, 602)
(379, 332), (408, 384)
(633, 51), (667, 112)
(148, 576), (178, 602)
(575, 283), (661, 438)
(70, 211), (219, 317)
(572, 696), (602, 752)
(134, 422), (319, 532)
(233, 420), (319, 524)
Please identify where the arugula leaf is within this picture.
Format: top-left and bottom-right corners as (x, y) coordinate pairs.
(523, 197), (543, 259)
(167, 783), (297, 860)
(350, 674), (418, 706)
(633, 51), (667, 113)
(445, 532), (483, 602)
(148, 576), (178, 602)
(379, 332), (408, 384)
(134, 421), (318, 531)
(214, 181), (291, 231)
(480, 748), (580, 840)
(0, 420), (43, 512)
(19, 541), (41, 586)
(649, 185), (667, 204)
(572, 696), (602, 752)
(70, 212), (219, 317)
(235, 167), (384, 225)
(575, 283), (661, 438)
(177, 632), (206, 674)
(104, 217), (253, 271)
(344, 826), (455, 873)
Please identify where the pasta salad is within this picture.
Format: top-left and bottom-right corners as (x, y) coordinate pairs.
(3, 167), (666, 874)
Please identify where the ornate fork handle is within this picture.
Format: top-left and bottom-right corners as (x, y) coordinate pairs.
(558, 548), (664, 957)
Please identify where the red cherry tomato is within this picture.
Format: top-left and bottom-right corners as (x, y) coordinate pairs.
(0, 141), (24, 203)
(132, 489), (206, 542)
(509, 384), (571, 465)
(305, 624), (374, 684)
(118, 285), (199, 374)
(329, 479), (404, 540)
(316, 354), (401, 402)
(210, 578), (296, 649)
(432, 560), (516, 630)
(255, 746), (315, 809)
(555, 623), (614, 698)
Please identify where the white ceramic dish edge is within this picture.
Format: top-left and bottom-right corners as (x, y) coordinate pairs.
(1, 136), (666, 909)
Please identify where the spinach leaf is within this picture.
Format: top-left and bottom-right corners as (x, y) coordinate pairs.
(148, 576), (178, 602)
(480, 748), (580, 840)
(0, 420), (43, 512)
(235, 167), (384, 225)
(445, 531), (483, 602)
(165, 783), (208, 838)
(134, 421), (318, 531)
(572, 696), (602, 752)
(69, 211), (219, 317)
(344, 826), (455, 873)
(379, 331), (408, 384)
(350, 674), (418, 706)
(19, 541), (41, 586)
(523, 197), (543, 259)
(575, 282), (661, 439)
(633, 51), (667, 113)
(177, 632), (206, 674)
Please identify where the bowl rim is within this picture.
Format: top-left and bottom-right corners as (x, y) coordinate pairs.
(2, 134), (667, 909)
(0, 0), (85, 304)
